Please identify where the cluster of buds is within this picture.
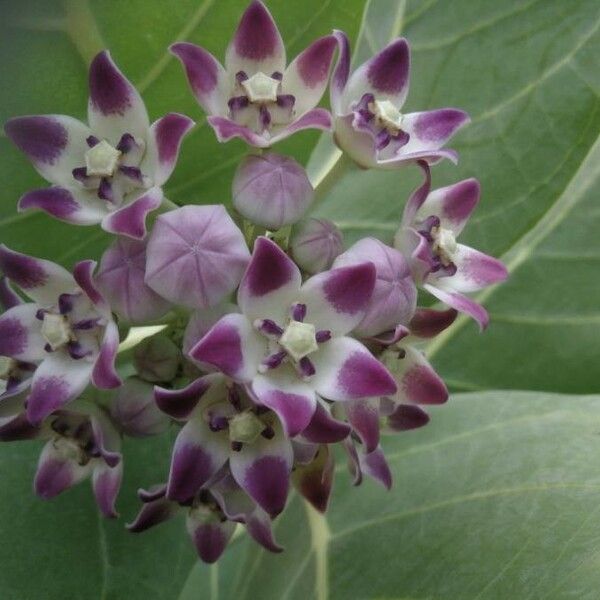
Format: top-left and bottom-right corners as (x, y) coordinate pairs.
(0, 1), (507, 563)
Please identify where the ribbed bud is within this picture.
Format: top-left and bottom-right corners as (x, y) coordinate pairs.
(290, 218), (344, 274)
(133, 335), (180, 383)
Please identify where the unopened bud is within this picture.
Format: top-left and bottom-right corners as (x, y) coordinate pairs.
(133, 335), (180, 383)
(290, 218), (343, 274)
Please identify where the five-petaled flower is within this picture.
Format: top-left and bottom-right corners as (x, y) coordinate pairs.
(0, 245), (121, 425)
(189, 236), (398, 440)
(330, 33), (470, 168)
(4, 51), (194, 239)
(394, 169), (508, 328)
(171, 0), (337, 148)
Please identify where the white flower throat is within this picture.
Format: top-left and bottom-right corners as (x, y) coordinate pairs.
(41, 313), (74, 351)
(432, 226), (458, 265)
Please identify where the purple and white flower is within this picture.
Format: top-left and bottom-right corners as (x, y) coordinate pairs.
(171, 0), (336, 148)
(5, 51), (194, 239)
(330, 33), (469, 168)
(0, 400), (122, 518)
(189, 236), (397, 440)
(395, 172), (508, 328)
(155, 374), (294, 517)
(128, 472), (282, 563)
(0, 246), (121, 425)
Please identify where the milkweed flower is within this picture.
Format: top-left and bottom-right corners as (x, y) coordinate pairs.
(0, 400), (123, 518)
(330, 33), (469, 169)
(189, 236), (397, 439)
(171, 0), (336, 148)
(0, 246), (121, 425)
(5, 51), (194, 239)
(395, 170), (508, 328)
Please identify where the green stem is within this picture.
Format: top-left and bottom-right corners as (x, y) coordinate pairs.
(311, 152), (355, 212)
(63, 0), (106, 64)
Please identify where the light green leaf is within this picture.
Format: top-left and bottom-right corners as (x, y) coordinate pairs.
(192, 391), (600, 600)
(311, 0), (600, 393)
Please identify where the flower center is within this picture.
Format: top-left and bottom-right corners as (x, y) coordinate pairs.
(51, 414), (97, 465)
(0, 356), (16, 395)
(432, 226), (458, 266)
(241, 72), (280, 104)
(41, 313), (73, 351)
(228, 411), (266, 444)
(279, 320), (319, 362)
(85, 139), (121, 177)
(369, 99), (404, 134)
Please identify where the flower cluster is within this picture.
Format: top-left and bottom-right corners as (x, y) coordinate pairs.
(0, 1), (507, 563)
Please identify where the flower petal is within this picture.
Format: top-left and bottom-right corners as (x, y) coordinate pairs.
(0, 277), (22, 309)
(141, 113), (195, 186)
(87, 51), (149, 142)
(267, 108), (332, 145)
(101, 186), (163, 239)
(414, 178), (480, 235)
(251, 369), (316, 437)
(4, 115), (93, 187)
(72, 259), (108, 312)
(207, 116), (271, 147)
(409, 307), (458, 339)
(0, 413), (40, 441)
(282, 35), (337, 116)
(424, 283), (489, 330)
(298, 262), (376, 336)
(145, 205), (250, 309)
(229, 417), (292, 517)
(93, 462), (122, 518)
(311, 336), (397, 401)
(292, 444), (334, 513)
(400, 160), (432, 226)
(95, 236), (172, 324)
(170, 43), (230, 116)
(445, 244), (509, 293)
(330, 30), (351, 114)
(344, 398), (380, 453)
(26, 353), (94, 425)
(225, 1), (285, 77)
(238, 236), (301, 323)
(388, 345), (448, 406)
(34, 439), (93, 499)
(190, 313), (264, 382)
(0, 244), (76, 305)
(154, 375), (215, 420)
(342, 38), (410, 111)
(127, 497), (179, 532)
(0, 304), (46, 362)
(359, 446), (392, 490)
(300, 402), (351, 444)
(18, 186), (107, 225)
(187, 518), (236, 564)
(383, 108), (469, 163)
(166, 419), (229, 503)
(386, 403), (430, 431)
(92, 320), (121, 389)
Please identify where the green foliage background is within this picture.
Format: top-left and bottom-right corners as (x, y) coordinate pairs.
(0, 0), (599, 598)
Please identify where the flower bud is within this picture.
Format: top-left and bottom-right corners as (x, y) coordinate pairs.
(133, 334), (180, 383)
(290, 218), (344, 274)
(96, 237), (172, 324)
(145, 206), (250, 309)
(110, 377), (170, 437)
(333, 237), (416, 336)
(232, 153), (313, 230)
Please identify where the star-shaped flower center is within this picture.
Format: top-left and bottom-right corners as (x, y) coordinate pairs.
(432, 226), (458, 266)
(241, 72), (280, 104)
(0, 356), (16, 395)
(279, 320), (319, 361)
(369, 99), (404, 134)
(41, 313), (73, 351)
(85, 139), (122, 177)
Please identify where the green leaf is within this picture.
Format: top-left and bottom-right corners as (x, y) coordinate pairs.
(311, 0), (600, 394)
(190, 391), (600, 600)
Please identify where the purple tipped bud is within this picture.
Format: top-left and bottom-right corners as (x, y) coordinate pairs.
(133, 335), (181, 383)
(110, 377), (170, 437)
(232, 153), (314, 230)
(96, 237), (172, 324)
(290, 218), (344, 274)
